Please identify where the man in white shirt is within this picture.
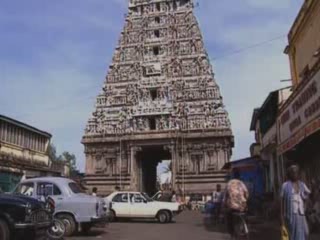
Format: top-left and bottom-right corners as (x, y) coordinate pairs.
(212, 184), (223, 220)
(92, 187), (97, 196)
(212, 184), (223, 203)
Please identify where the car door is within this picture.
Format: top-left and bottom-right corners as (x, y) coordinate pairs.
(111, 193), (130, 217)
(129, 193), (153, 218)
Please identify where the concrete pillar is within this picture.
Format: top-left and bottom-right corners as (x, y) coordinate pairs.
(213, 149), (218, 170)
(130, 146), (141, 191)
(204, 151), (209, 171)
(168, 145), (177, 190)
(85, 154), (91, 174)
(217, 148), (223, 170)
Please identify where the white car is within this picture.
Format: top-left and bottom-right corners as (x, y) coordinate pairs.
(105, 192), (182, 223)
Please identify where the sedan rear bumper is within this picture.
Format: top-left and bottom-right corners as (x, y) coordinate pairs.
(90, 215), (109, 226)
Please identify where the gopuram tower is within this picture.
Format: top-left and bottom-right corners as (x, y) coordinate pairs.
(82, 0), (234, 197)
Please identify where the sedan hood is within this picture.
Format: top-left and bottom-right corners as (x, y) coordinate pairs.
(1, 193), (43, 209)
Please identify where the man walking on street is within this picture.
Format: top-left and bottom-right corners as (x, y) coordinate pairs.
(224, 170), (249, 239)
(212, 184), (223, 220)
(281, 165), (311, 240)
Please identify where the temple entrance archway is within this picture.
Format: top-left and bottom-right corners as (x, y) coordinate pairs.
(136, 146), (171, 196)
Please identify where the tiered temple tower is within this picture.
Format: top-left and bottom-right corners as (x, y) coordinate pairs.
(82, 0), (234, 197)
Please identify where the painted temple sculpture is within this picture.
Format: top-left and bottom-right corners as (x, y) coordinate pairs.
(82, 0), (234, 196)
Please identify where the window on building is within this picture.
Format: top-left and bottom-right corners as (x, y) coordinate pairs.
(1, 122), (5, 141)
(16, 128), (20, 145)
(34, 135), (38, 151)
(180, 0), (190, 6)
(8, 125), (13, 144)
(24, 131), (29, 149)
(156, 2), (161, 11)
(150, 89), (157, 100)
(131, 7), (138, 13)
(17, 128), (22, 146)
(153, 46), (159, 56)
(173, 1), (177, 10)
(154, 30), (160, 38)
(30, 133), (34, 150)
(0, 121), (4, 141)
(13, 127), (16, 145)
(149, 117), (156, 130)
(41, 138), (45, 152)
(155, 16), (160, 24)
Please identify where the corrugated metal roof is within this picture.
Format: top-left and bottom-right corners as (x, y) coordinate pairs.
(0, 114), (52, 138)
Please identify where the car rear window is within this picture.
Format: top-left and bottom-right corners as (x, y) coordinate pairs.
(68, 182), (84, 194)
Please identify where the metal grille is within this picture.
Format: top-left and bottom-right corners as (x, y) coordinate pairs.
(30, 210), (50, 223)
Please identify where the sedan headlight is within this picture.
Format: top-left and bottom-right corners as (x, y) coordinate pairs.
(25, 203), (32, 221)
(25, 203), (32, 215)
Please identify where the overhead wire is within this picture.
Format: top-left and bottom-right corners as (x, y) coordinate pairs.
(213, 34), (287, 61)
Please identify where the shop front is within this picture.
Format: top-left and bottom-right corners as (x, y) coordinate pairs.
(0, 171), (22, 192)
(278, 67), (320, 184)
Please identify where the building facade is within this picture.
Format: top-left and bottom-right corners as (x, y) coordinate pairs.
(0, 115), (55, 191)
(279, 0), (320, 184)
(250, 88), (291, 194)
(82, 0), (233, 196)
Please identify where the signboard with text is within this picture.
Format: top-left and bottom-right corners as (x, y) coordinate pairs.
(278, 70), (320, 154)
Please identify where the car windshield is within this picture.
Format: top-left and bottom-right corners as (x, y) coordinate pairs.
(68, 182), (84, 194)
(141, 192), (153, 202)
(14, 183), (34, 197)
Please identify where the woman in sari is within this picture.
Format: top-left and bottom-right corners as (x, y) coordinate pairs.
(281, 165), (311, 240)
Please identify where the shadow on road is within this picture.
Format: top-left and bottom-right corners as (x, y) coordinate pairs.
(198, 213), (282, 240)
(197, 215), (228, 234)
(115, 218), (176, 224)
(72, 229), (106, 238)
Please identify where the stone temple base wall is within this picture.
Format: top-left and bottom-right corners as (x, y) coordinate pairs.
(83, 131), (233, 196)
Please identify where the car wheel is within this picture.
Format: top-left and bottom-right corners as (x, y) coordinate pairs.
(57, 214), (76, 237)
(157, 211), (168, 224)
(109, 210), (116, 222)
(47, 218), (65, 240)
(165, 211), (172, 223)
(0, 219), (10, 240)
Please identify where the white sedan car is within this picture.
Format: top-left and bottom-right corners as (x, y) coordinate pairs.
(105, 192), (182, 223)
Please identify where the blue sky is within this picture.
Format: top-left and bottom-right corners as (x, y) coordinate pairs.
(0, 0), (303, 171)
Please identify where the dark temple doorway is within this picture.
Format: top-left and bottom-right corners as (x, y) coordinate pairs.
(137, 146), (171, 196)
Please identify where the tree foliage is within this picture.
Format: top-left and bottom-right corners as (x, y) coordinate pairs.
(47, 143), (78, 174)
(61, 151), (77, 173)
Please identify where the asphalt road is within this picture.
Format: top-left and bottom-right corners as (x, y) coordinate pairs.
(67, 211), (230, 240)
(64, 210), (320, 240)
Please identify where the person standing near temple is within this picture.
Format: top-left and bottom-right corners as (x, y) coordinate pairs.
(92, 187), (98, 197)
(281, 165), (311, 240)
